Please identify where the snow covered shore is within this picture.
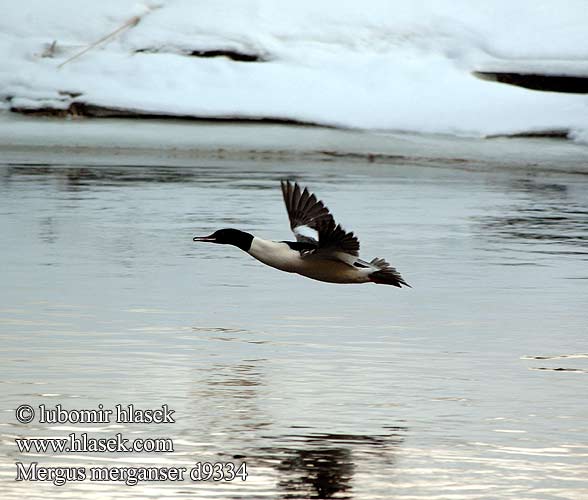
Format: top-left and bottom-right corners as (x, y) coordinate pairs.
(1, 1), (588, 141)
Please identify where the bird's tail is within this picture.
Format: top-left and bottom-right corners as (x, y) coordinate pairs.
(369, 258), (411, 288)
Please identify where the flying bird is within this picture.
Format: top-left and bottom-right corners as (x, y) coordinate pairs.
(193, 181), (409, 287)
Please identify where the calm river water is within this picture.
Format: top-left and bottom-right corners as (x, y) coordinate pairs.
(1, 145), (587, 499)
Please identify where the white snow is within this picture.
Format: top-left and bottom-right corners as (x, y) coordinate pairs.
(1, 0), (588, 140)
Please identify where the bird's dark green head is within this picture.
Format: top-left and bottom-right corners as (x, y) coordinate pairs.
(193, 228), (253, 251)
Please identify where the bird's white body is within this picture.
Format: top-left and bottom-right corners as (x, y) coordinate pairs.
(248, 237), (372, 284)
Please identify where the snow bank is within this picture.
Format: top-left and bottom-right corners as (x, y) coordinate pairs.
(1, 0), (588, 139)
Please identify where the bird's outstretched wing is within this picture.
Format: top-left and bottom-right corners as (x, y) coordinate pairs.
(281, 180), (360, 257)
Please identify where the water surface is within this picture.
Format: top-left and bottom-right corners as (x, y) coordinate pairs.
(1, 152), (587, 499)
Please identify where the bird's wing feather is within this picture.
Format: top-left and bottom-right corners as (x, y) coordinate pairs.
(281, 180), (333, 245)
(315, 220), (360, 257)
(281, 180), (360, 257)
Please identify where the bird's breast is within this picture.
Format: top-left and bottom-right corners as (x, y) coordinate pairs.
(248, 238), (301, 272)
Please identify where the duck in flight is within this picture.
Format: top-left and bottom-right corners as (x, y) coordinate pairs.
(193, 181), (409, 287)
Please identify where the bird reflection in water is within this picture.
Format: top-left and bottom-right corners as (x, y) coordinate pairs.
(276, 446), (353, 499)
(260, 430), (405, 499)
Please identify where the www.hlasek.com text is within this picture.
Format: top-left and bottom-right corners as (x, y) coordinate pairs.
(16, 432), (173, 453)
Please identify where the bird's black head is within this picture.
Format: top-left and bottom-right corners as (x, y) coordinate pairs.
(193, 228), (253, 251)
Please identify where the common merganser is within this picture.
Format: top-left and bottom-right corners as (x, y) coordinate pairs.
(193, 181), (410, 287)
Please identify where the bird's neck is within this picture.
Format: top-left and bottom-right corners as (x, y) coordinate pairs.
(231, 231), (254, 251)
